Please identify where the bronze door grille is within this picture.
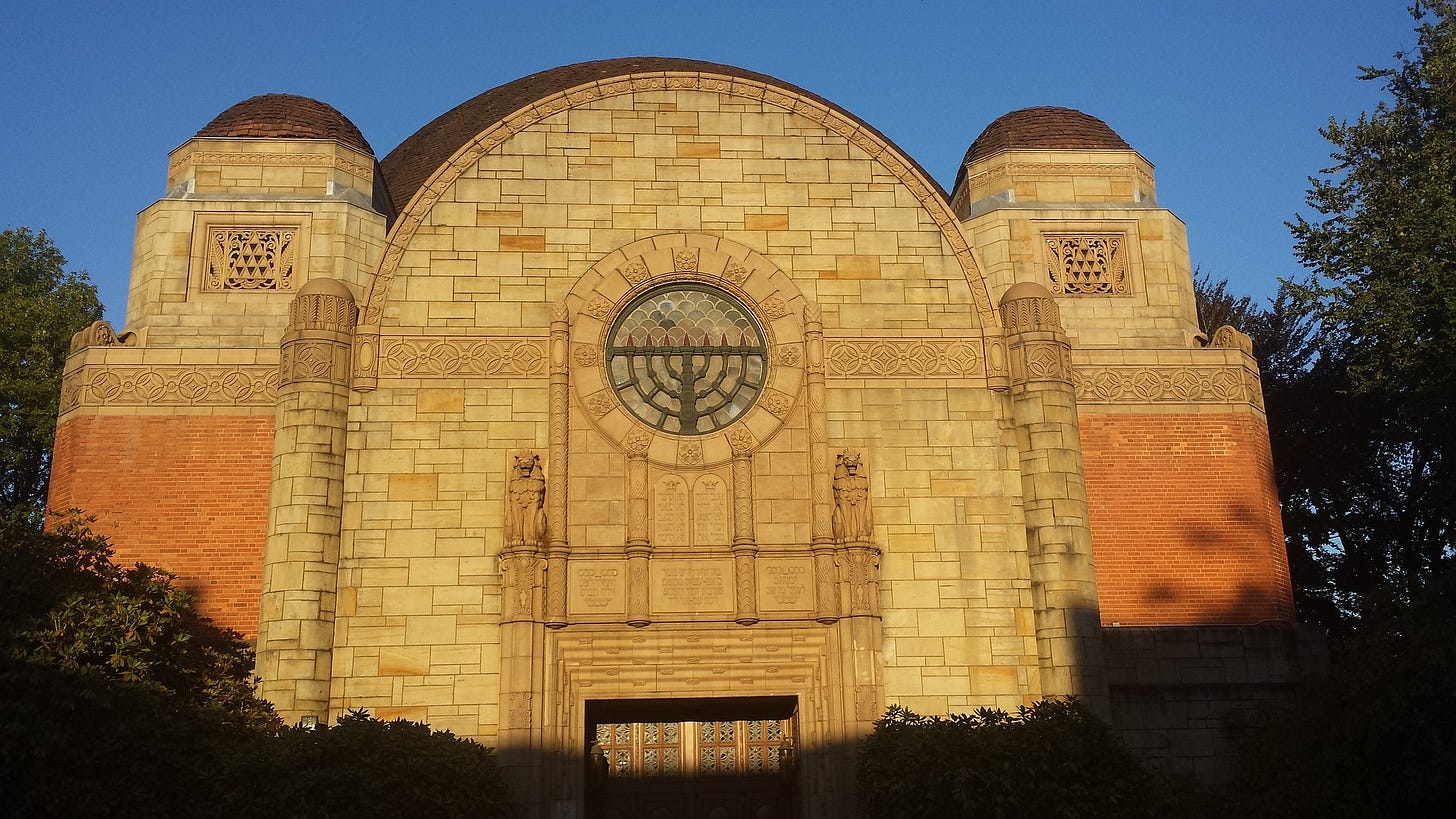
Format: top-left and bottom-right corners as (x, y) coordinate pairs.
(592, 718), (794, 778)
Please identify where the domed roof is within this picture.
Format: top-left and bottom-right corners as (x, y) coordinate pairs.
(195, 94), (373, 156)
(961, 106), (1130, 166)
(380, 57), (944, 216)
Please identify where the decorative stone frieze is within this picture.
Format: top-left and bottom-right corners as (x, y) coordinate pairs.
(379, 337), (547, 378)
(60, 364), (278, 413)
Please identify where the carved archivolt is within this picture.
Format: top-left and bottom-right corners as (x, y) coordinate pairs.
(60, 365), (279, 412)
(360, 71), (996, 329)
(379, 337), (547, 377)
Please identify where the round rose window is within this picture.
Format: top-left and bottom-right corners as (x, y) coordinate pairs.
(606, 284), (767, 435)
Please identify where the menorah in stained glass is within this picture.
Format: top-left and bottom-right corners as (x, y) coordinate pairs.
(607, 285), (767, 435)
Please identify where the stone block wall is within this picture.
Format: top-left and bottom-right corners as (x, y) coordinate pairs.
(1105, 625), (1327, 781)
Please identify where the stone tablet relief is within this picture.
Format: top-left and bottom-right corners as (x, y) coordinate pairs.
(692, 474), (730, 546)
(653, 475), (689, 546)
(651, 559), (733, 614)
(757, 557), (815, 613)
(567, 560), (626, 617)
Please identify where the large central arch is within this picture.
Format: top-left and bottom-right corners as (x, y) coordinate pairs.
(360, 57), (997, 330)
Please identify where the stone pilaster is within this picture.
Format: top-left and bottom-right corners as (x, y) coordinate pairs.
(804, 303), (840, 624)
(1000, 282), (1108, 713)
(257, 277), (356, 724)
(545, 302), (570, 628)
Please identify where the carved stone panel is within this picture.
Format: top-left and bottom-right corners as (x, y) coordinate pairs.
(653, 475), (690, 546)
(651, 560), (733, 615)
(692, 475), (731, 546)
(756, 558), (815, 613)
(567, 560), (627, 617)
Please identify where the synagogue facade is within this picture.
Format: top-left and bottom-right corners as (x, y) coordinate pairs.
(49, 58), (1322, 818)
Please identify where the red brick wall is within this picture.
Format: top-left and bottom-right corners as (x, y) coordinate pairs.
(48, 414), (274, 637)
(1079, 412), (1294, 626)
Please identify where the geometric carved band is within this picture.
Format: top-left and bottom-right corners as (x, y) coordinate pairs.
(823, 338), (984, 378)
(380, 336), (548, 378)
(1071, 364), (1262, 408)
(280, 339), (352, 388)
(59, 364), (280, 413)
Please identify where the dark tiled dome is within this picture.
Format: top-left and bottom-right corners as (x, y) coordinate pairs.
(962, 106), (1129, 166)
(196, 94), (373, 156)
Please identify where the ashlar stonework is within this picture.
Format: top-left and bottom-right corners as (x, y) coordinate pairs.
(49, 58), (1323, 818)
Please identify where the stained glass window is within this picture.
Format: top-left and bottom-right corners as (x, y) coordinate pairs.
(607, 285), (767, 435)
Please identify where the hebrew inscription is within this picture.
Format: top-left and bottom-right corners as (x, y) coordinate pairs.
(757, 559), (814, 612)
(567, 561), (626, 616)
(692, 475), (730, 546)
(652, 562), (732, 613)
(653, 476), (690, 546)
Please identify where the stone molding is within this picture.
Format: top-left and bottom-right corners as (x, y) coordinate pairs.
(1071, 350), (1263, 409)
(170, 150), (372, 181)
(378, 336), (548, 378)
(60, 364), (279, 413)
(962, 161), (1155, 192)
(361, 70), (996, 329)
(822, 337), (986, 379)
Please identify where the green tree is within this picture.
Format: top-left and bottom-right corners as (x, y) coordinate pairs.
(858, 700), (1188, 819)
(0, 227), (103, 526)
(0, 514), (277, 728)
(1287, 1), (1456, 614)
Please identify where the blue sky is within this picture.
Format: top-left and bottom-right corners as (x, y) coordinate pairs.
(0, 0), (1418, 322)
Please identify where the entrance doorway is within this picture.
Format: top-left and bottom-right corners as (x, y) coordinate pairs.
(585, 696), (798, 819)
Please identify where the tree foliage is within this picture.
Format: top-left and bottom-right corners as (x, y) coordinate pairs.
(1286, 0), (1456, 616)
(857, 700), (1184, 819)
(0, 227), (102, 526)
(0, 514), (277, 727)
(0, 519), (509, 817)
